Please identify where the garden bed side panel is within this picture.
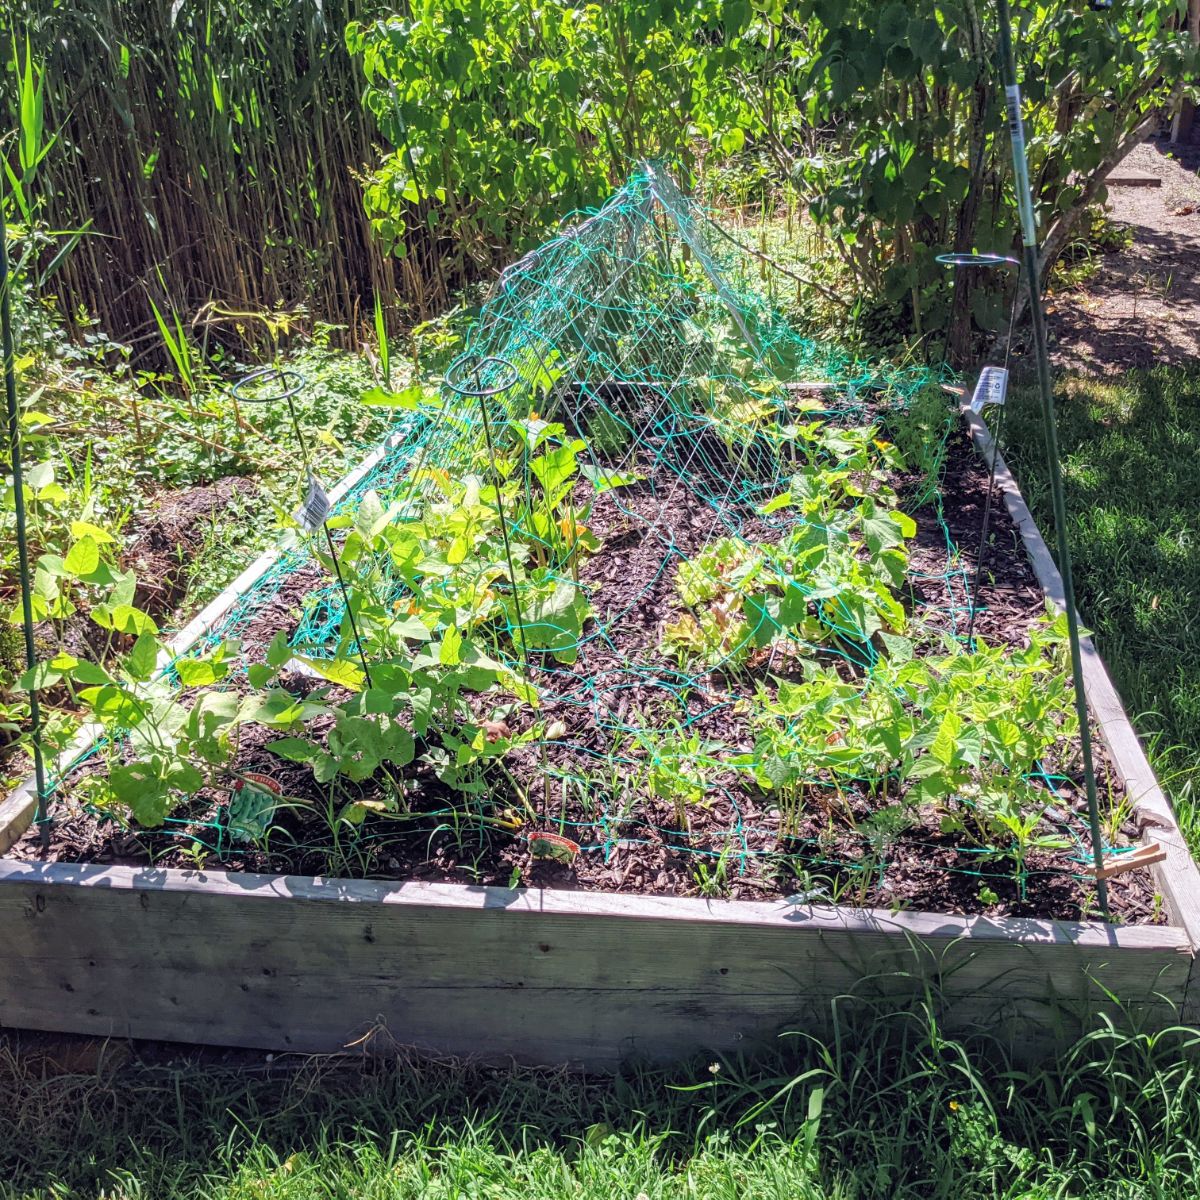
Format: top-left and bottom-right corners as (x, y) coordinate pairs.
(961, 404), (1200, 985)
(0, 861), (1190, 1066)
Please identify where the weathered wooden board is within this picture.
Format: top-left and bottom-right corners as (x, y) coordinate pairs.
(0, 861), (1190, 1065)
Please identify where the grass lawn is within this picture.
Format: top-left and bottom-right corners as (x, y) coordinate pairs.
(1003, 365), (1200, 850)
(4, 1005), (1200, 1199)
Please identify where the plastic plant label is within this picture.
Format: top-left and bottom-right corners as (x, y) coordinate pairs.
(295, 471), (331, 532)
(970, 366), (1009, 414)
(528, 831), (581, 864)
(1005, 85), (1025, 158)
(229, 772), (283, 843)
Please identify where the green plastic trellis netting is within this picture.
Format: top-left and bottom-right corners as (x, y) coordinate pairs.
(71, 163), (1107, 891)
(290, 164), (954, 658)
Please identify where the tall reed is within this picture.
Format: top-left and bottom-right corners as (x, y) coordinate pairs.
(1, 1), (405, 357)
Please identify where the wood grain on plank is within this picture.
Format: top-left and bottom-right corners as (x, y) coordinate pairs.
(0, 861), (1189, 1064)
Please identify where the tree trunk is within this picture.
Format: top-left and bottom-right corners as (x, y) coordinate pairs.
(1170, 0), (1200, 144)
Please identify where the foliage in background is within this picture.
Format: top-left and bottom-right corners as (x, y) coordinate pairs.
(351, 0), (1197, 359)
(773, 0), (1197, 357)
(4, 2), (1191, 360)
(1004, 364), (1200, 856)
(347, 0), (770, 283)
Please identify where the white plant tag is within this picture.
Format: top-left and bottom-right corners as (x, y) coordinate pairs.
(295, 471), (331, 532)
(970, 366), (1009, 414)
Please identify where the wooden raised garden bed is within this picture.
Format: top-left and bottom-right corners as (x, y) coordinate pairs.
(0, 401), (1197, 1067)
(2, 174), (1198, 1063)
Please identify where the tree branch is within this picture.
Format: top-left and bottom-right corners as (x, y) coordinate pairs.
(988, 109), (1161, 361)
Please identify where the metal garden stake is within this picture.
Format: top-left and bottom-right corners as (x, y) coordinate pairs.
(444, 353), (532, 665)
(0, 202), (50, 849)
(231, 367), (373, 688)
(997, 0), (1109, 916)
(937, 251), (1020, 650)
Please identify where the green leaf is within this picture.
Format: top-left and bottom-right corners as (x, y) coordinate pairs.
(878, 631), (914, 663)
(930, 710), (962, 767)
(18, 656), (74, 691)
(37, 483), (69, 504)
(362, 384), (431, 408)
(293, 655), (365, 691)
(267, 737), (320, 764)
(758, 491), (794, 515)
(124, 631), (161, 682)
(246, 663), (277, 689)
(72, 660), (113, 686)
(579, 465), (646, 493)
(63, 536), (101, 577)
(501, 671), (539, 708)
(265, 631), (293, 669)
(519, 581), (590, 664)
(439, 623), (464, 666)
(742, 593), (781, 647)
(243, 688), (325, 730)
(719, 127), (746, 156)
(109, 762), (174, 827)
(391, 615), (433, 642)
(69, 520), (118, 544)
(82, 684), (145, 729)
(878, 3), (910, 47)
(93, 604), (158, 636)
(175, 655), (228, 688)
(529, 441), (584, 506)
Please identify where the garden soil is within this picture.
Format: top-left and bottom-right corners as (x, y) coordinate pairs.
(13, 427), (1162, 925)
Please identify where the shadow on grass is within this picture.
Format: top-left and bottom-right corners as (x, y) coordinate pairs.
(1003, 365), (1200, 847)
(3, 998), (1200, 1199)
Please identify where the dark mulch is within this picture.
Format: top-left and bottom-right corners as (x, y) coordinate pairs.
(11, 423), (1162, 924)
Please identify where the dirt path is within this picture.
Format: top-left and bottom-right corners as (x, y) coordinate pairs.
(1049, 138), (1200, 374)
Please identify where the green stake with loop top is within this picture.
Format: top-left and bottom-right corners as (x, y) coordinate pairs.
(997, 0), (1109, 917)
(1, 201), (50, 849)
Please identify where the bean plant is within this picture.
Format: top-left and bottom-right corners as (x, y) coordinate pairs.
(19, 349), (1100, 902)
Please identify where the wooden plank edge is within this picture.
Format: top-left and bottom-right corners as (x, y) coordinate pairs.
(0, 429), (408, 852)
(0, 858), (1189, 954)
(0, 722), (101, 856)
(960, 405), (1200, 961)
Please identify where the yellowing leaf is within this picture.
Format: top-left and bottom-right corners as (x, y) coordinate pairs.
(69, 520), (118, 544)
(63, 535), (100, 577)
(293, 655), (365, 691)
